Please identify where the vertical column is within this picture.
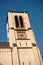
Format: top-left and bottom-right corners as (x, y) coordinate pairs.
(12, 47), (19, 65)
(37, 47), (42, 65)
(8, 12), (14, 28)
(7, 12), (16, 47)
(24, 13), (31, 29)
(8, 29), (16, 47)
(33, 46), (42, 65)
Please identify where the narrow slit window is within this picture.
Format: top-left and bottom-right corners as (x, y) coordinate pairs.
(23, 62), (24, 65)
(19, 16), (24, 27)
(15, 16), (19, 27)
(29, 62), (31, 65)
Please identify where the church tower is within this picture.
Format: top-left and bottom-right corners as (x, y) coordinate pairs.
(6, 11), (42, 65)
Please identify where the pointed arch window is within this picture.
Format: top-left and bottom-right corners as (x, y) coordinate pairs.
(19, 16), (24, 27)
(15, 16), (19, 27)
(14, 15), (24, 28)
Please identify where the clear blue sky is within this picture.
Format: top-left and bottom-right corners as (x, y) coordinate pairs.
(0, 0), (43, 60)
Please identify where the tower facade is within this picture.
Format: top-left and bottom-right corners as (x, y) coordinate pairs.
(6, 11), (42, 65)
(6, 11), (36, 47)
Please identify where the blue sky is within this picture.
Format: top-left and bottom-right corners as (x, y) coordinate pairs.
(0, 0), (43, 60)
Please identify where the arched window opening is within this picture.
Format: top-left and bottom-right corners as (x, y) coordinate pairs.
(19, 16), (24, 27)
(15, 16), (19, 28)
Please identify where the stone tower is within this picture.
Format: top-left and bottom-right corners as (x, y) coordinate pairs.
(6, 11), (42, 65)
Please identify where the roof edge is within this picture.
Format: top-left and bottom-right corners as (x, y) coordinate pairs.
(7, 10), (28, 13)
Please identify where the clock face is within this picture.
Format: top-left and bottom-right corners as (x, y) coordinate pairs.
(17, 31), (27, 39)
